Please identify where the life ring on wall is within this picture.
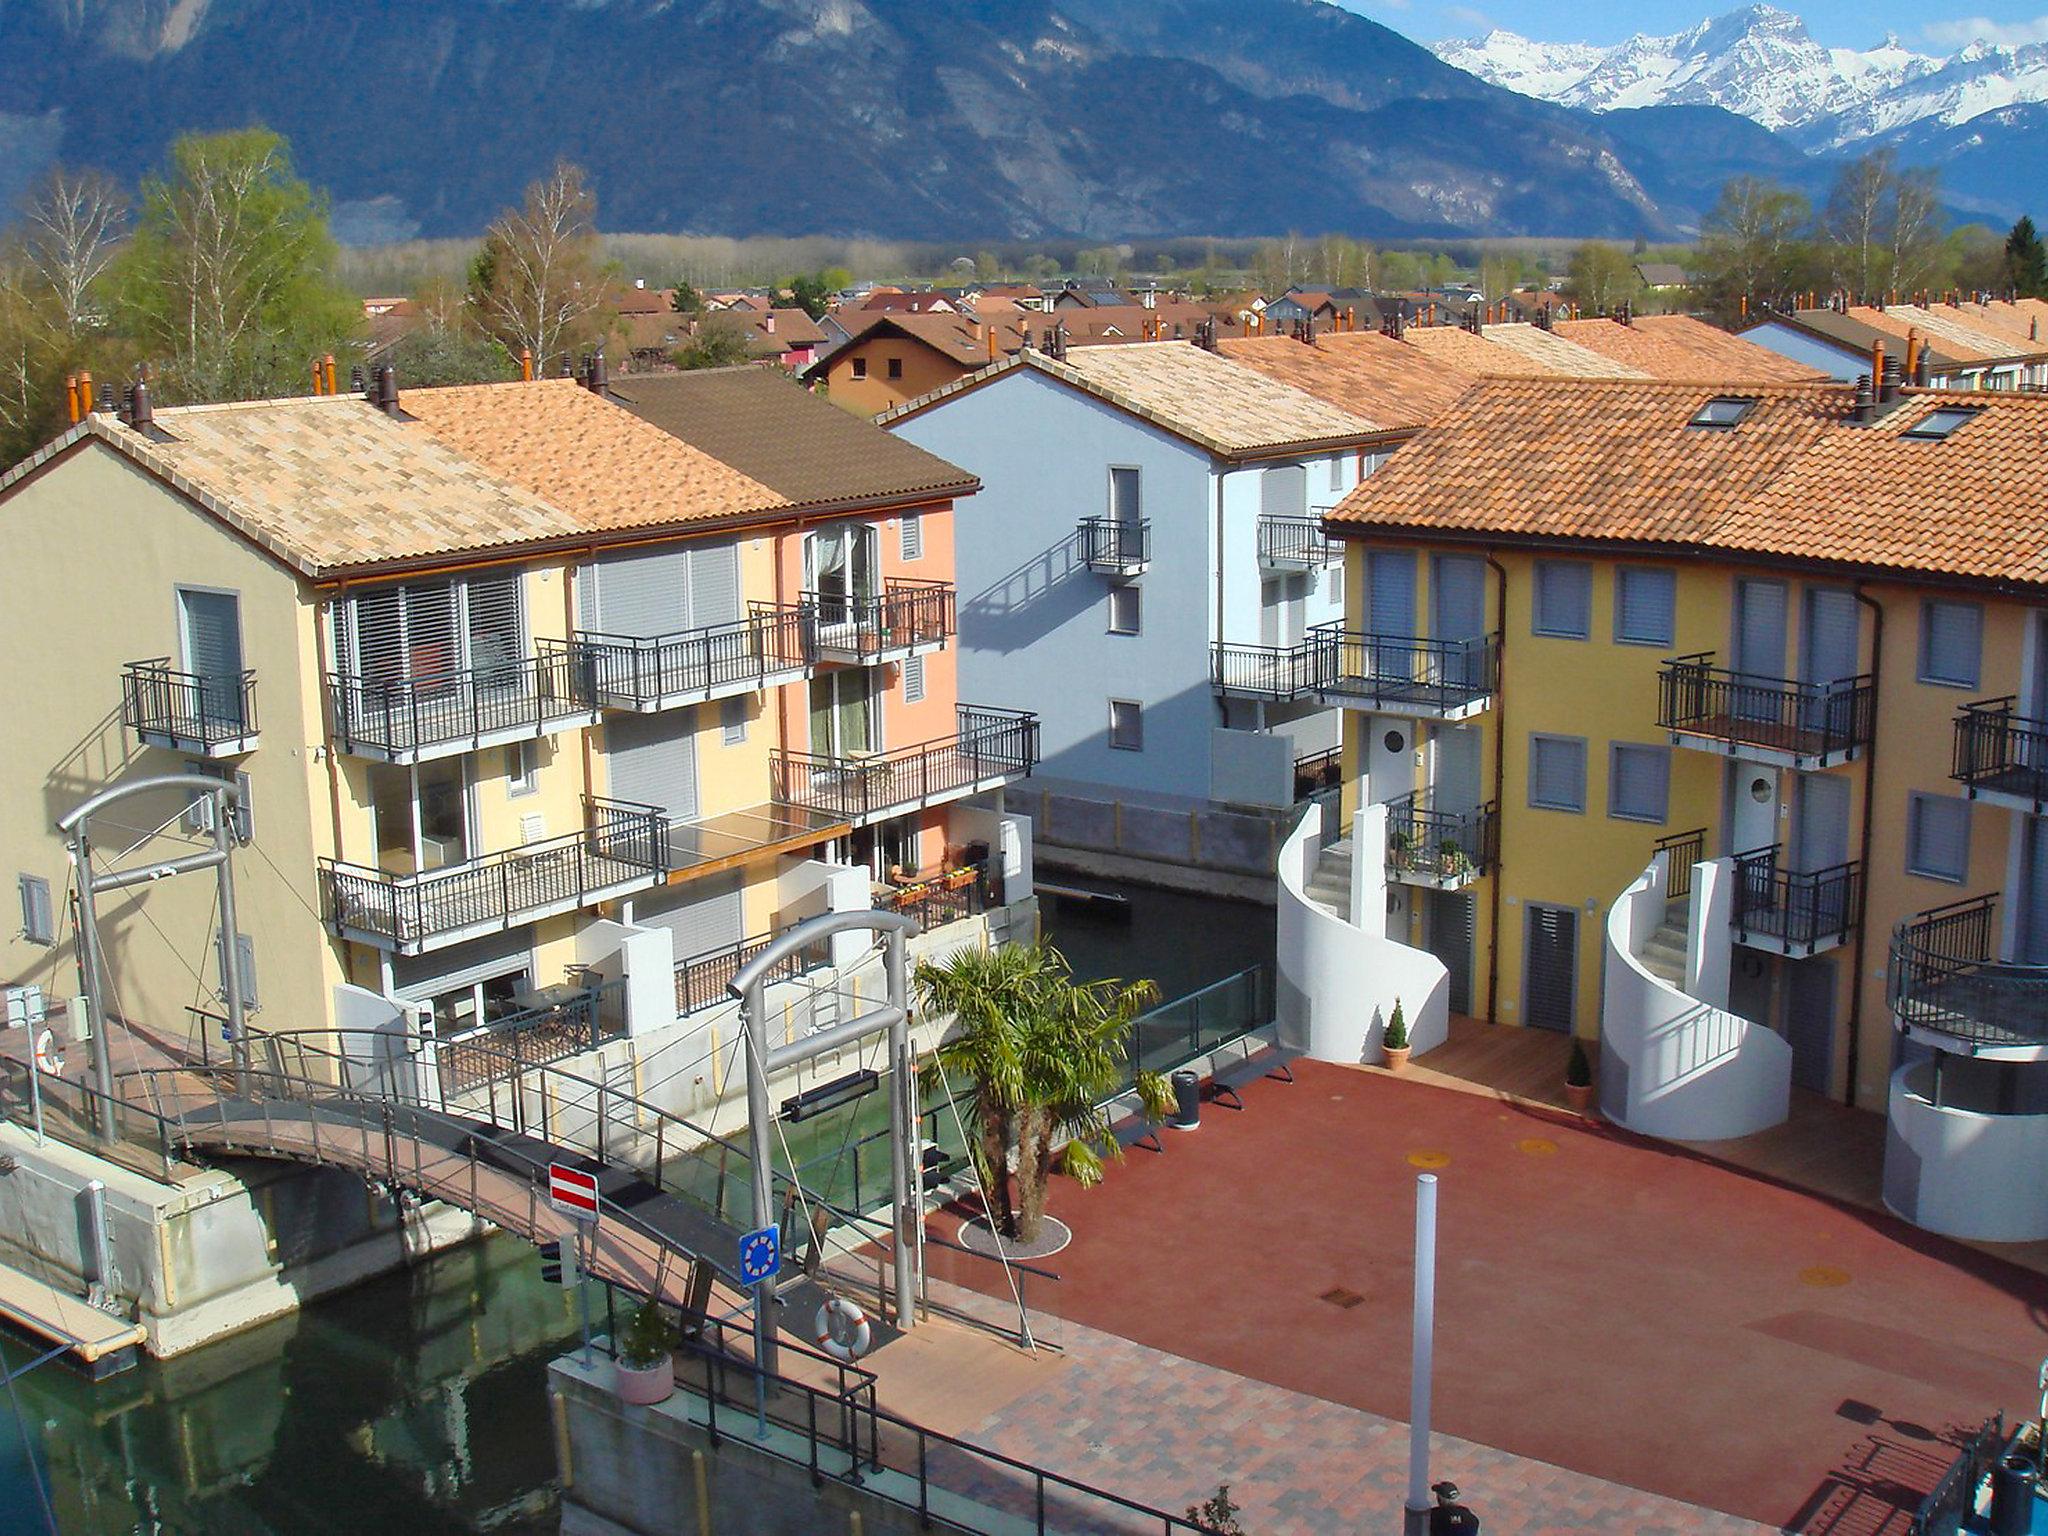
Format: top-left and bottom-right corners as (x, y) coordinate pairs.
(814, 1295), (872, 1362)
(32, 1028), (63, 1075)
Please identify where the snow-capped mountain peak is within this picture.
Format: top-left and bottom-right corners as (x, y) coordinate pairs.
(1431, 6), (2048, 152)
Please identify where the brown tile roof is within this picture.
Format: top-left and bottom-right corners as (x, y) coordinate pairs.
(1470, 322), (1650, 378)
(1750, 308), (1968, 372)
(1399, 324), (1584, 378)
(1215, 332), (1475, 433)
(882, 341), (1382, 458)
(1329, 378), (2048, 586)
(814, 311), (1031, 369)
(609, 366), (976, 510)
(1845, 304), (2040, 363)
(1552, 315), (1826, 383)
(402, 378), (790, 537)
(0, 396), (574, 579)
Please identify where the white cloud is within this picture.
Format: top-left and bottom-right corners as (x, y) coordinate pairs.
(1922, 14), (2048, 48)
(1443, 4), (1495, 31)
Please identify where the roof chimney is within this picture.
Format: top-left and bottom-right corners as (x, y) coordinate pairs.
(587, 350), (608, 394)
(350, 364), (365, 394)
(1879, 353), (1902, 405)
(323, 354), (337, 395)
(1851, 375), (1875, 425)
(765, 312), (776, 335)
(520, 347), (534, 382)
(1913, 346), (1931, 387)
(1869, 338), (1885, 393)
(64, 374), (80, 425)
(310, 356), (326, 395)
(77, 371), (94, 416)
(1903, 330), (1920, 384)
(129, 379), (155, 435)
(374, 363), (400, 417)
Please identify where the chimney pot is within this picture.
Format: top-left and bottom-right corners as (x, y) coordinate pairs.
(375, 363), (399, 416)
(350, 365), (366, 394)
(1852, 375), (1875, 424)
(130, 380), (154, 434)
(1879, 354), (1902, 404)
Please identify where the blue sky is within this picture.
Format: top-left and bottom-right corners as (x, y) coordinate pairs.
(1337, 0), (2048, 49)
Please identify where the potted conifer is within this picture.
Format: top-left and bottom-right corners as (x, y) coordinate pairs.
(613, 1299), (679, 1405)
(1564, 1037), (1595, 1116)
(1381, 999), (1411, 1072)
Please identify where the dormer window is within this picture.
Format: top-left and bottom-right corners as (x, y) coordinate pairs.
(1902, 405), (1982, 441)
(1689, 396), (1757, 430)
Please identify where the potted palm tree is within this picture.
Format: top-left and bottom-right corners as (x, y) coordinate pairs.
(1382, 998), (1411, 1072)
(916, 942), (1158, 1244)
(1564, 1037), (1595, 1115)
(613, 1299), (679, 1405)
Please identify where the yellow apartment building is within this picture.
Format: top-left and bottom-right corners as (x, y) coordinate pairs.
(1261, 374), (2048, 1243)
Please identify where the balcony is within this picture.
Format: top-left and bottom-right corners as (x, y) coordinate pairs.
(1888, 895), (2048, 1057)
(327, 651), (601, 764)
(1257, 515), (1336, 570)
(675, 925), (832, 1016)
(321, 796), (670, 955)
(1952, 697), (2048, 812)
(880, 857), (1004, 933)
(805, 579), (954, 665)
(1385, 793), (1497, 892)
(121, 659), (258, 757)
(770, 705), (1039, 826)
(1078, 517), (1150, 576)
(1310, 625), (1498, 720)
(563, 603), (813, 714)
(1728, 845), (1861, 957)
(1658, 654), (1873, 770)
(1211, 639), (1321, 700)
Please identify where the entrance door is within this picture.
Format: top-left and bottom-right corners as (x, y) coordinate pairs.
(179, 588), (247, 733)
(1733, 579), (1788, 723)
(1428, 890), (1475, 1016)
(1523, 904), (1578, 1033)
(1729, 761), (1779, 856)
(806, 523), (877, 626)
(1782, 956), (1837, 1093)
(1433, 725), (1482, 820)
(808, 671), (876, 758)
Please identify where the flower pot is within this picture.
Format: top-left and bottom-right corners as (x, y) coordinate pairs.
(1564, 1082), (1595, 1116)
(1382, 1044), (1412, 1072)
(614, 1355), (674, 1406)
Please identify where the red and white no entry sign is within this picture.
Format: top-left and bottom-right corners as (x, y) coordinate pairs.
(547, 1163), (600, 1222)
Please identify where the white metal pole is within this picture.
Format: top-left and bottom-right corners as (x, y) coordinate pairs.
(1404, 1171), (1439, 1530)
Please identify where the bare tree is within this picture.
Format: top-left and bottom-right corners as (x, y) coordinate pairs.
(1887, 164), (1943, 297)
(1822, 154), (1891, 300)
(22, 167), (126, 337)
(472, 162), (608, 368)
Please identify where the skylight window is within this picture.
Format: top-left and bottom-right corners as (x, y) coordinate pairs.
(1688, 396), (1757, 430)
(1902, 406), (1982, 441)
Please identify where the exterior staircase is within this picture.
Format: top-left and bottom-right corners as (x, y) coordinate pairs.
(1306, 838), (1353, 919)
(1637, 908), (1688, 989)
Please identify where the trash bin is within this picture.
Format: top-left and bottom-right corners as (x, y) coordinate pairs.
(1990, 1454), (2037, 1536)
(1168, 1069), (1201, 1131)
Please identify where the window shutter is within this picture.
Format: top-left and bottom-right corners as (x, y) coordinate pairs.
(463, 572), (523, 673)
(1920, 601), (1982, 687)
(1609, 745), (1668, 822)
(903, 654), (927, 703)
(1110, 467), (1141, 522)
(687, 541), (741, 629)
(1615, 568), (1675, 645)
(1530, 736), (1585, 811)
(1909, 794), (1970, 881)
(1261, 464), (1307, 520)
(720, 694), (748, 744)
(1534, 562), (1591, 638)
(1368, 552), (1416, 636)
(900, 515), (924, 561)
(18, 874), (54, 945)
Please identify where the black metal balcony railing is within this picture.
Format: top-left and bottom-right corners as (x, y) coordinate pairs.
(1658, 654), (1874, 764)
(439, 981), (623, 1092)
(1312, 625), (1499, 714)
(1730, 845), (1862, 953)
(804, 579), (955, 661)
(1385, 793), (1498, 885)
(770, 705), (1039, 823)
(322, 796), (669, 949)
(1078, 517), (1151, 572)
(328, 651), (594, 758)
(883, 859), (1003, 934)
(1952, 697), (2048, 809)
(1888, 894), (2048, 1049)
(561, 603), (813, 711)
(122, 659), (258, 749)
(1211, 640), (1323, 698)
(1257, 515), (1336, 567)
(1293, 745), (1342, 801)
(1654, 827), (1707, 903)
(676, 927), (833, 1016)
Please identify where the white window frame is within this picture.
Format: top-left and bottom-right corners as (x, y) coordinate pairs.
(899, 513), (923, 562)
(1108, 699), (1143, 752)
(902, 654), (927, 704)
(1108, 585), (1141, 635)
(506, 739), (539, 797)
(720, 694), (749, 744)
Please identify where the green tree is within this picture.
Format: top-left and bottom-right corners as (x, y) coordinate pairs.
(2005, 216), (2047, 297)
(1563, 240), (1640, 313)
(973, 249), (1000, 282)
(915, 942), (1157, 1242)
(786, 270), (846, 319)
(670, 320), (755, 370)
(1695, 175), (1815, 322)
(669, 279), (702, 315)
(110, 128), (358, 403)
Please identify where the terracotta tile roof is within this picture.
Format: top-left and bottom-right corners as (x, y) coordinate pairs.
(1215, 332), (1474, 432)
(1329, 377), (2048, 586)
(1552, 316), (1826, 383)
(1749, 308), (1968, 372)
(1470, 322), (1650, 379)
(0, 396), (573, 578)
(881, 341), (1382, 458)
(609, 366), (976, 509)
(1845, 304), (2039, 363)
(1397, 323), (1626, 378)
(1956, 296), (2048, 345)
(402, 378), (790, 536)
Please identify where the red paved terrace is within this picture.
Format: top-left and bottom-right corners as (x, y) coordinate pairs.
(931, 1061), (2048, 1531)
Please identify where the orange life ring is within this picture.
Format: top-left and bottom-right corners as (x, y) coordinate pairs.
(814, 1295), (871, 1362)
(32, 1028), (63, 1076)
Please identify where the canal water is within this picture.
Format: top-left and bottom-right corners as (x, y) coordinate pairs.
(0, 881), (1273, 1535)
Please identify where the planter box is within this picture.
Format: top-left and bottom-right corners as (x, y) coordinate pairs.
(615, 1355), (674, 1406)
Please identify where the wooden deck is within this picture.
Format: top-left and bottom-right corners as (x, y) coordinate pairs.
(1366, 1014), (2048, 1277)
(0, 1262), (145, 1365)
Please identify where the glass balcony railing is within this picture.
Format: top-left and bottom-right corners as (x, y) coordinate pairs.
(122, 659), (258, 755)
(769, 705), (1038, 824)
(1658, 653), (1873, 767)
(1729, 845), (1861, 955)
(321, 796), (669, 952)
(1888, 893), (2048, 1050)
(1952, 697), (2048, 810)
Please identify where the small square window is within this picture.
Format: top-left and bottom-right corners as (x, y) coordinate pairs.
(1328, 457), (1345, 492)
(850, 357), (868, 380)
(1529, 733), (1587, 813)
(1108, 585), (1140, 635)
(17, 874), (54, 946)
(1906, 792), (1970, 882)
(1109, 699), (1143, 751)
(1918, 600), (1982, 688)
(886, 357), (904, 380)
(902, 654), (927, 704)
(1614, 567), (1676, 646)
(1689, 396), (1757, 429)
(1532, 561), (1592, 640)
(1903, 406), (1981, 441)
(1608, 743), (1670, 824)
(720, 694), (748, 744)
(506, 740), (538, 796)
(900, 514), (923, 561)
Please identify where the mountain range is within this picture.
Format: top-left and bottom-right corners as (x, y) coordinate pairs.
(0, 0), (2036, 244)
(1435, 5), (2048, 218)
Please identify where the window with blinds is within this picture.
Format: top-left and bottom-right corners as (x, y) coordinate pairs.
(1528, 734), (1586, 812)
(1614, 567), (1676, 646)
(1261, 464), (1307, 520)
(902, 653), (927, 703)
(900, 514), (923, 561)
(1907, 793), (1970, 882)
(1109, 699), (1143, 751)
(1109, 466), (1141, 522)
(1607, 743), (1669, 823)
(1532, 561), (1592, 639)
(1918, 600), (1982, 688)
(344, 574), (523, 681)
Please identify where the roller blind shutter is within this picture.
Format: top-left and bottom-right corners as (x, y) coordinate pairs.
(1615, 568), (1675, 645)
(392, 926), (536, 999)
(1524, 906), (1578, 1033)
(1368, 551), (1415, 636)
(2023, 818), (2048, 964)
(349, 581), (458, 682)
(1529, 735), (1585, 812)
(586, 548), (691, 638)
(1802, 589), (1859, 687)
(606, 708), (699, 820)
(638, 875), (744, 966)
(1734, 580), (1787, 679)
(1533, 562), (1591, 638)
(1920, 601), (1982, 687)
(1431, 556), (1485, 641)
(464, 572), (524, 672)
(1908, 793), (1969, 882)
(687, 541), (741, 629)
(1608, 744), (1668, 823)
(1261, 464), (1307, 520)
